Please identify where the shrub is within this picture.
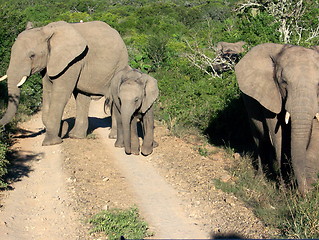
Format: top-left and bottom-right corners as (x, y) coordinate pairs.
(89, 207), (152, 240)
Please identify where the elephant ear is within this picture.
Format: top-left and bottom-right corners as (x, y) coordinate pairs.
(235, 43), (284, 114)
(43, 21), (88, 78)
(141, 74), (159, 113)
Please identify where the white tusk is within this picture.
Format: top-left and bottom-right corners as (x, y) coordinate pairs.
(316, 113), (319, 122)
(17, 76), (27, 87)
(285, 111), (290, 124)
(0, 75), (8, 81)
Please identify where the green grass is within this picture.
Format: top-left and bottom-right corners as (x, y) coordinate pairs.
(214, 153), (319, 238)
(89, 207), (152, 240)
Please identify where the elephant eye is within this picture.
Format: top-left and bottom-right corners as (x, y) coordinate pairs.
(134, 97), (139, 102)
(29, 52), (35, 59)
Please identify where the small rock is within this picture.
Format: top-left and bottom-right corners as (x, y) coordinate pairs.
(102, 205), (109, 211)
(102, 177), (109, 182)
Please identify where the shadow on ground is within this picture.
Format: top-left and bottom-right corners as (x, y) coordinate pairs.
(4, 128), (45, 188)
(211, 232), (244, 239)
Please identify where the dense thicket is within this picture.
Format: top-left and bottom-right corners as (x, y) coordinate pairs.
(0, 1), (319, 236)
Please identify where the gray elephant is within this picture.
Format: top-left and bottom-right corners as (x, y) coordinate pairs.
(0, 21), (128, 146)
(235, 43), (319, 195)
(213, 41), (246, 73)
(216, 41), (246, 55)
(110, 67), (159, 156)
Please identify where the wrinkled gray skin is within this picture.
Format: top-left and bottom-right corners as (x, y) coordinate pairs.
(110, 67), (159, 156)
(235, 43), (319, 195)
(0, 21), (128, 146)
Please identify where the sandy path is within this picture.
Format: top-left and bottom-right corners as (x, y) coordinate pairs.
(0, 113), (81, 239)
(89, 99), (208, 238)
(0, 98), (209, 239)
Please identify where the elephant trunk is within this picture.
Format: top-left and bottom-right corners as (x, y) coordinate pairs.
(121, 104), (135, 155)
(0, 75), (22, 125)
(0, 50), (31, 126)
(290, 97), (316, 194)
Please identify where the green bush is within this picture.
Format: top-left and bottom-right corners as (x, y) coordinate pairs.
(89, 207), (152, 240)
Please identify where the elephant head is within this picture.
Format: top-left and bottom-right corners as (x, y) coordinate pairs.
(235, 43), (319, 194)
(0, 21), (87, 125)
(216, 41), (246, 55)
(115, 69), (159, 155)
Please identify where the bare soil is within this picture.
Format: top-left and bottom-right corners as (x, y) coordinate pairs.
(0, 97), (277, 239)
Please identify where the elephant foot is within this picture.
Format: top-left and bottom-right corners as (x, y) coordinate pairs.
(115, 140), (124, 148)
(131, 148), (140, 155)
(141, 146), (153, 156)
(42, 135), (63, 146)
(69, 130), (87, 139)
(108, 131), (117, 139)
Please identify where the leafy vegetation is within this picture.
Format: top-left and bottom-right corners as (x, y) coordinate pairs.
(89, 207), (152, 240)
(214, 153), (319, 238)
(0, 0), (319, 237)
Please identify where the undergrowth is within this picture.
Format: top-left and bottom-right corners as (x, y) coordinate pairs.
(214, 153), (319, 239)
(89, 207), (152, 240)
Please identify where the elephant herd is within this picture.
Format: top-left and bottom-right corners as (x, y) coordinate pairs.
(0, 20), (318, 195)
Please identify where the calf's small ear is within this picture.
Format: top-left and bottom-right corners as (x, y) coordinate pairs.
(141, 74), (159, 113)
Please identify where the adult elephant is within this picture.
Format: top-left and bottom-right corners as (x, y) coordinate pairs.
(0, 21), (128, 146)
(235, 43), (319, 195)
(110, 66), (159, 156)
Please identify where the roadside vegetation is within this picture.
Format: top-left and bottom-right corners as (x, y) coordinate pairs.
(0, 0), (318, 238)
(89, 207), (152, 240)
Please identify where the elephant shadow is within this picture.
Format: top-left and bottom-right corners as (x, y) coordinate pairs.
(206, 96), (293, 183)
(205, 96), (254, 154)
(61, 116), (144, 139)
(61, 116), (112, 138)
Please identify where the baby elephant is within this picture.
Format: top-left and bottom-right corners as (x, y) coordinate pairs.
(110, 67), (159, 156)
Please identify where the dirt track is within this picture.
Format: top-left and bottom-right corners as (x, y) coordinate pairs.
(0, 97), (277, 239)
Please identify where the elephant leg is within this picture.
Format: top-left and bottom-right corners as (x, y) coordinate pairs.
(42, 75), (52, 128)
(130, 116), (140, 155)
(109, 103), (117, 139)
(243, 95), (276, 175)
(42, 65), (79, 146)
(305, 119), (319, 188)
(42, 83), (73, 146)
(266, 115), (283, 178)
(114, 105), (124, 148)
(69, 92), (91, 139)
(141, 106), (155, 156)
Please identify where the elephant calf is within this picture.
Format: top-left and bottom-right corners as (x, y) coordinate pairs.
(110, 67), (159, 156)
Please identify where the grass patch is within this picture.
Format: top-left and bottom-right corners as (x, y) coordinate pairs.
(89, 207), (152, 240)
(214, 154), (319, 238)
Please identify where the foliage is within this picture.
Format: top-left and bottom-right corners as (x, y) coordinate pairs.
(214, 154), (319, 238)
(0, 0), (319, 237)
(89, 207), (152, 240)
(0, 129), (9, 188)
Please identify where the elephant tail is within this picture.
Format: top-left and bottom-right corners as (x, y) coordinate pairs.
(104, 97), (112, 115)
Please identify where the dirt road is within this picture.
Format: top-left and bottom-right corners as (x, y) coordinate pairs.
(0, 97), (276, 239)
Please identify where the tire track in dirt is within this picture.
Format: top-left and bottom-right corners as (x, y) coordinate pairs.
(89, 99), (209, 239)
(0, 113), (81, 240)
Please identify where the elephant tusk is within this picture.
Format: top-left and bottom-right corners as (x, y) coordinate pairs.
(0, 75), (7, 81)
(285, 111), (290, 124)
(17, 76), (28, 87)
(316, 113), (319, 122)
